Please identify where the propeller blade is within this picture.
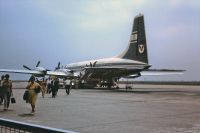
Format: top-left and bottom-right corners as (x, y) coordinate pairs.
(93, 61), (97, 67)
(23, 65), (32, 70)
(55, 62), (61, 70)
(58, 62), (61, 69)
(36, 61), (40, 67)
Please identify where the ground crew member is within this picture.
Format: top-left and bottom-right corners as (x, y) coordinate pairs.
(2, 74), (12, 111)
(26, 76), (42, 113)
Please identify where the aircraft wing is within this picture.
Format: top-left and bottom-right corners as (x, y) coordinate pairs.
(0, 69), (43, 75)
(0, 69), (72, 77)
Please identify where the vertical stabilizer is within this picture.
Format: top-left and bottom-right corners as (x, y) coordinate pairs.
(118, 14), (148, 63)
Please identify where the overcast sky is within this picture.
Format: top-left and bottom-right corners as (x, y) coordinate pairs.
(0, 0), (200, 81)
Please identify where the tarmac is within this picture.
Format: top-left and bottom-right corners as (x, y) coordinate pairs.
(1, 84), (200, 133)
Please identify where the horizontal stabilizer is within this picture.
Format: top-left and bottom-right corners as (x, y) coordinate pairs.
(140, 69), (185, 76)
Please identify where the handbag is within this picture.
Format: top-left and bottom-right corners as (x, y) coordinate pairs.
(23, 90), (29, 101)
(11, 93), (16, 104)
(11, 97), (16, 104)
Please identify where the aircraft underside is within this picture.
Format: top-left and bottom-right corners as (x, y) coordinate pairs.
(76, 68), (143, 88)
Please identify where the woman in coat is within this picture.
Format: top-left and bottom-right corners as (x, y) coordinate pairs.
(26, 76), (41, 113)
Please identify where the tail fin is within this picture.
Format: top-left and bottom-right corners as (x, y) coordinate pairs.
(118, 14), (148, 63)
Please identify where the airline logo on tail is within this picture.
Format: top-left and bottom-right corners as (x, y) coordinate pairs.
(130, 31), (145, 54)
(138, 44), (145, 54)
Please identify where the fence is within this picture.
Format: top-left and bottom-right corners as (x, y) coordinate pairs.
(0, 118), (78, 133)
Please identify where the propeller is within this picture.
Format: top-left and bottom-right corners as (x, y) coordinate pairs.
(87, 61), (98, 67)
(22, 61), (49, 77)
(23, 61), (41, 70)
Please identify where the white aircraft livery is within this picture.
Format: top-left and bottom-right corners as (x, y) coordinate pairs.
(0, 14), (185, 88)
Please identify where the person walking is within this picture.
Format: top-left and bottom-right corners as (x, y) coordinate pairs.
(41, 78), (47, 98)
(64, 79), (71, 95)
(51, 78), (59, 98)
(46, 78), (51, 94)
(0, 75), (4, 105)
(2, 74), (12, 111)
(26, 76), (41, 113)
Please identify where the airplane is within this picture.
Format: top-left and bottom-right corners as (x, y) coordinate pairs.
(0, 14), (185, 88)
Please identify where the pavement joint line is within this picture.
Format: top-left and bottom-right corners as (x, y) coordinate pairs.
(70, 110), (200, 130)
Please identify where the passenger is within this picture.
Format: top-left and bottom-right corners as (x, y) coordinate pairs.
(46, 78), (52, 94)
(0, 75), (4, 105)
(50, 79), (53, 94)
(64, 79), (71, 95)
(2, 74), (12, 111)
(26, 76), (42, 113)
(55, 78), (60, 96)
(41, 78), (47, 98)
(51, 78), (59, 98)
(51, 78), (55, 98)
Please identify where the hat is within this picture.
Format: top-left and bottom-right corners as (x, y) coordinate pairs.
(29, 76), (35, 81)
(5, 74), (9, 79)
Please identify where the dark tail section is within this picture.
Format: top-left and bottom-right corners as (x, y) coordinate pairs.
(118, 14), (148, 63)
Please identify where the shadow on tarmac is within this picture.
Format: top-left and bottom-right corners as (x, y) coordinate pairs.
(0, 109), (14, 112)
(89, 87), (200, 94)
(18, 113), (35, 117)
